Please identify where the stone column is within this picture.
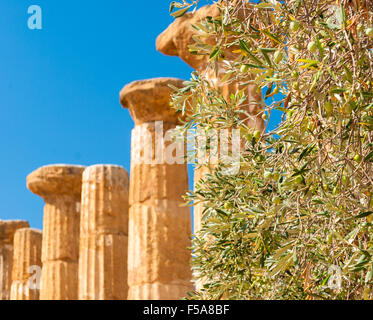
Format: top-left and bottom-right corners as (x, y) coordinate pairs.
(0, 220), (30, 300)
(27, 164), (85, 300)
(156, 4), (264, 234)
(79, 165), (129, 300)
(10, 228), (42, 300)
(120, 78), (193, 300)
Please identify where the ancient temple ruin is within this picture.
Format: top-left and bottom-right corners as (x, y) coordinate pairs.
(0, 3), (263, 300)
(120, 78), (193, 300)
(79, 165), (129, 300)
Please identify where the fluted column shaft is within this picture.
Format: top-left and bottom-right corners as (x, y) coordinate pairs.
(120, 78), (193, 300)
(156, 5), (264, 235)
(10, 228), (42, 300)
(40, 196), (81, 300)
(0, 245), (12, 300)
(79, 165), (129, 300)
(0, 220), (29, 300)
(27, 164), (85, 300)
(129, 123), (191, 299)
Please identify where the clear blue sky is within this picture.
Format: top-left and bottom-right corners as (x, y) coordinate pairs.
(0, 0), (279, 230)
(0, 0), (201, 229)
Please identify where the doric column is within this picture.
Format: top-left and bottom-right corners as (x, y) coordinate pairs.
(10, 228), (42, 300)
(0, 220), (30, 300)
(79, 165), (129, 300)
(120, 78), (192, 300)
(156, 4), (264, 234)
(27, 164), (85, 300)
(156, 4), (264, 129)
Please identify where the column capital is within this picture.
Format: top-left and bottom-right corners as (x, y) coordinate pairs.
(0, 220), (30, 245)
(27, 164), (85, 200)
(157, 3), (254, 71)
(79, 164), (129, 300)
(82, 164), (129, 189)
(15, 228), (42, 237)
(120, 78), (184, 125)
(156, 5), (219, 70)
(11, 227), (42, 300)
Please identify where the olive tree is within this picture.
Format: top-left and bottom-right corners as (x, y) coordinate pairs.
(170, 0), (373, 299)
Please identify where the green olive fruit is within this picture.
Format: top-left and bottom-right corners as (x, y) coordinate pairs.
(294, 175), (303, 184)
(272, 172), (280, 181)
(290, 21), (300, 32)
(366, 27), (373, 38)
(342, 175), (349, 185)
(353, 153), (362, 162)
(307, 41), (318, 53)
(255, 155), (264, 163)
(291, 71), (299, 78)
(344, 103), (353, 114)
(224, 202), (233, 210)
(327, 234), (333, 244)
(325, 102), (333, 115)
(240, 64), (249, 73)
(254, 130), (261, 141)
(273, 51), (283, 64)
(246, 132), (253, 141)
(264, 171), (272, 180)
(333, 186), (339, 195)
(292, 82), (300, 91)
(273, 196), (281, 205)
(262, 113), (268, 121)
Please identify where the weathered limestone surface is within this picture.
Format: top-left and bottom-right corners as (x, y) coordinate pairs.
(156, 5), (220, 70)
(0, 220), (30, 300)
(79, 165), (129, 300)
(120, 78), (193, 300)
(10, 228), (42, 300)
(156, 3), (262, 110)
(192, 165), (211, 234)
(120, 78), (185, 126)
(27, 164), (85, 300)
(156, 2), (254, 70)
(156, 4), (264, 124)
(157, 4), (264, 235)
